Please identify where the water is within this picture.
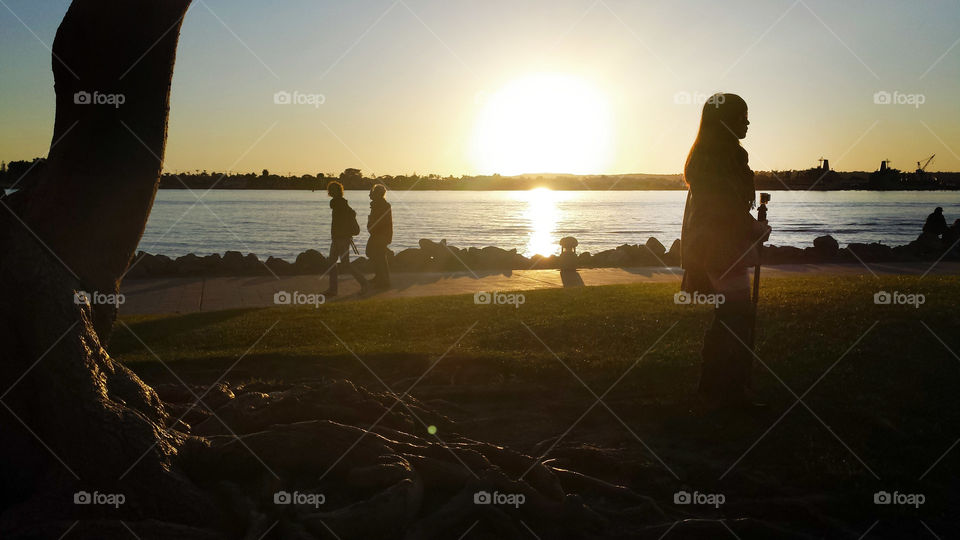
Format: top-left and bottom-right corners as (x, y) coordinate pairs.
(139, 190), (960, 260)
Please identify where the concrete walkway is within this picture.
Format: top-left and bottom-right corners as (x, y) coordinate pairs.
(118, 262), (960, 315)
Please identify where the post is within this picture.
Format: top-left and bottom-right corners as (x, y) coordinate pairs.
(750, 193), (770, 348)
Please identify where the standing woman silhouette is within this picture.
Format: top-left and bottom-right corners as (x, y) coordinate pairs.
(680, 93), (771, 408)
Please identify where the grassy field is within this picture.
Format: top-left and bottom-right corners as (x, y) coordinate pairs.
(113, 275), (960, 536)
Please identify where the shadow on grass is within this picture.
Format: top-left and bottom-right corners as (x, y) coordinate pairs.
(110, 308), (264, 357)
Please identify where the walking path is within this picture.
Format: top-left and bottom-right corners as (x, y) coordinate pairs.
(118, 261), (960, 315)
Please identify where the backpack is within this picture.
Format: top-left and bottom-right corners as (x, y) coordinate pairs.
(348, 208), (360, 236)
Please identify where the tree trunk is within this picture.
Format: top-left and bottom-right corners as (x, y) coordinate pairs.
(0, 0), (213, 533)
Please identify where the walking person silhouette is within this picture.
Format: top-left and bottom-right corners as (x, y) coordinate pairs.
(680, 93), (771, 409)
(322, 181), (368, 296)
(366, 184), (393, 290)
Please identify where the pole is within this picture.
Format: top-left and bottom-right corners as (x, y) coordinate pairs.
(750, 194), (770, 349)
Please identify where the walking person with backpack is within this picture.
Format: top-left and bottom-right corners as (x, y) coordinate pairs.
(322, 181), (368, 296)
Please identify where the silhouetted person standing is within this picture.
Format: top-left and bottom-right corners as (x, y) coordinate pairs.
(323, 181), (368, 296)
(680, 93), (770, 408)
(366, 184), (393, 289)
(923, 207), (948, 238)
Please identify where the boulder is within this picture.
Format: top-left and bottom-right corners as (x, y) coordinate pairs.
(761, 245), (805, 264)
(393, 248), (428, 272)
(811, 235), (840, 260)
(240, 253), (265, 275)
(201, 253), (222, 273)
(175, 253), (204, 275)
(842, 242), (894, 263)
(222, 250), (244, 273)
(294, 249), (327, 273)
(265, 256), (293, 275)
(478, 246), (517, 269)
(645, 237), (666, 258)
(418, 238), (447, 257)
(663, 239), (682, 266)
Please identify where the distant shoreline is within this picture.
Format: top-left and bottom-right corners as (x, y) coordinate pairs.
(4, 162), (960, 191)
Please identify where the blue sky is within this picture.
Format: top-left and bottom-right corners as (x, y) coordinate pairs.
(1, 0), (958, 175)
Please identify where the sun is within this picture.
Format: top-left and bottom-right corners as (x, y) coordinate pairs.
(471, 73), (613, 175)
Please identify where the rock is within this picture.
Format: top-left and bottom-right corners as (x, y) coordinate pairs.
(265, 256), (293, 275)
(175, 253), (204, 275)
(418, 238), (447, 256)
(645, 237), (666, 257)
(222, 251), (244, 273)
(593, 249), (629, 267)
(664, 239), (682, 266)
(295, 249), (327, 273)
(478, 246), (517, 269)
(761, 245), (805, 264)
(842, 242), (894, 263)
(240, 253), (264, 275)
(911, 232), (944, 253)
(393, 248), (428, 272)
(201, 253), (221, 274)
(812, 235), (840, 259)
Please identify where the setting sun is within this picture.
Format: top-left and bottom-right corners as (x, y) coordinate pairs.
(471, 73), (613, 175)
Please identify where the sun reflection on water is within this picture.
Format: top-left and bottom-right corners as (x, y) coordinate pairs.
(517, 187), (570, 257)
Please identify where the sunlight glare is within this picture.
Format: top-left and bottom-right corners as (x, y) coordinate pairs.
(518, 187), (569, 257)
(472, 73), (613, 175)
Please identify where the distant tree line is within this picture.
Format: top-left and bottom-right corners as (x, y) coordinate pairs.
(0, 158), (47, 189)
(153, 168), (689, 191)
(4, 159), (959, 191)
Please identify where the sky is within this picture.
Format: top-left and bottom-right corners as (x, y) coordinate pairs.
(1, 0), (959, 176)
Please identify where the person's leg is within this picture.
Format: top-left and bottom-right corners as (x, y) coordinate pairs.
(324, 239), (346, 295)
(699, 267), (752, 403)
(340, 242), (369, 291)
(371, 240), (390, 287)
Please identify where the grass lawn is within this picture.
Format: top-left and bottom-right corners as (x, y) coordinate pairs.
(112, 275), (960, 536)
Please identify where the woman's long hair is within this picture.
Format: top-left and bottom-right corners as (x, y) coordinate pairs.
(683, 93), (754, 206)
